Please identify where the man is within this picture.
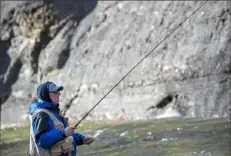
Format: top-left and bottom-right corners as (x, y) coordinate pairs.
(29, 81), (94, 156)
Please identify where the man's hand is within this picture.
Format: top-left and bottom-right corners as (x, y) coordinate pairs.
(83, 136), (95, 145)
(64, 126), (75, 137)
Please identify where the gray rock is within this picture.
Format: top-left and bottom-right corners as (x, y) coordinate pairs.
(0, 1), (230, 127)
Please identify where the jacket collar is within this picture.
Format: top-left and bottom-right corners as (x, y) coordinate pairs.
(29, 99), (60, 114)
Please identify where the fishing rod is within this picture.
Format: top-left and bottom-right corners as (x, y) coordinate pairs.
(74, 0), (208, 129)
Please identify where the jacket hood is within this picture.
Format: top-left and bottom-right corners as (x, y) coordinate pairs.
(37, 82), (52, 103)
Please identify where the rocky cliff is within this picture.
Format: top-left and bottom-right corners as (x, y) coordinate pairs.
(0, 1), (230, 128)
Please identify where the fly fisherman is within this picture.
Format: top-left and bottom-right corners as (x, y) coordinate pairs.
(29, 81), (94, 156)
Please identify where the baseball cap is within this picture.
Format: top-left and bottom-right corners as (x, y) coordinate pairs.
(47, 82), (64, 93)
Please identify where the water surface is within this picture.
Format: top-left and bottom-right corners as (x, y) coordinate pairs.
(0, 118), (230, 156)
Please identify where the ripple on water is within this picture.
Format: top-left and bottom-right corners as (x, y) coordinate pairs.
(120, 131), (128, 137)
(200, 150), (212, 156)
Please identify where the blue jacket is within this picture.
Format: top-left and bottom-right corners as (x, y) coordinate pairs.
(29, 83), (85, 156)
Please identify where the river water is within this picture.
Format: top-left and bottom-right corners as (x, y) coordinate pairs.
(0, 118), (230, 156)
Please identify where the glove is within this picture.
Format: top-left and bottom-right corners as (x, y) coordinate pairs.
(64, 126), (75, 137)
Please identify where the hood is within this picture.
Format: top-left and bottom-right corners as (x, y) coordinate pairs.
(37, 82), (52, 103)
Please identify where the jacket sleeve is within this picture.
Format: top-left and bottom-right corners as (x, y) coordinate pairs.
(73, 132), (86, 146)
(32, 112), (66, 149)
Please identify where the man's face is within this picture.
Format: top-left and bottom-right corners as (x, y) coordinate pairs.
(49, 91), (61, 104)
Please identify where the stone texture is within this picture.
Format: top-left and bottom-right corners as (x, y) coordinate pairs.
(0, 1), (230, 127)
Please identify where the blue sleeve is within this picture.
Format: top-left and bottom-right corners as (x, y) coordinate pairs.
(32, 112), (66, 149)
(36, 129), (66, 149)
(73, 132), (86, 146)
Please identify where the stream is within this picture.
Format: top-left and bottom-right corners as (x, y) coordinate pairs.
(0, 118), (230, 156)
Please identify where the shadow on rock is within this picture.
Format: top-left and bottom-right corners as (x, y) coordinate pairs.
(0, 40), (11, 77)
(45, 0), (98, 21)
(0, 39), (11, 105)
(0, 58), (23, 105)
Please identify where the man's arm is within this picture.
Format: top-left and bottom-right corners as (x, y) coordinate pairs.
(73, 132), (95, 146)
(32, 112), (66, 149)
(73, 132), (86, 146)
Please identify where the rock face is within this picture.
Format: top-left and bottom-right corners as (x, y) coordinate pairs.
(0, 1), (230, 127)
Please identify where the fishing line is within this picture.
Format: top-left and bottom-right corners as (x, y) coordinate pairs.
(74, 1), (208, 128)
